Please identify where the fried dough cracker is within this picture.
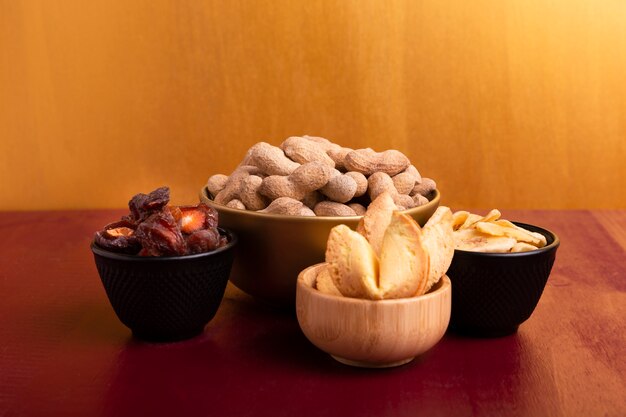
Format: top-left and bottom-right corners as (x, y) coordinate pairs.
(326, 224), (382, 299)
(325, 201), (456, 300)
(379, 212), (429, 298)
(421, 206), (455, 294)
(316, 265), (343, 296)
(356, 192), (397, 257)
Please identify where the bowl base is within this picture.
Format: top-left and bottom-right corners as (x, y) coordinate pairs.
(450, 324), (519, 338)
(331, 355), (414, 368)
(132, 327), (205, 343)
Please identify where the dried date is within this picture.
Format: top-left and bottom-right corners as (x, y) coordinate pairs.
(135, 211), (187, 256)
(126, 186), (170, 224)
(199, 203), (219, 229)
(185, 228), (222, 254)
(94, 220), (141, 254)
(95, 187), (227, 256)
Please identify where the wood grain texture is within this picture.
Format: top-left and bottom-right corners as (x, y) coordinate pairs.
(296, 264), (451, 367)
(1, 1), (626, 210)
(592, 210), (626, 251)
(0, 210), (625, 416)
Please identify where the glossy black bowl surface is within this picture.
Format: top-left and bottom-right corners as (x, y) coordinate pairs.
(447, 222), (559, 337)
(91, 228), (237, 342)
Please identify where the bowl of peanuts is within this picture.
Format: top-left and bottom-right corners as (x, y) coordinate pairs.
(200, 136), (440, 306)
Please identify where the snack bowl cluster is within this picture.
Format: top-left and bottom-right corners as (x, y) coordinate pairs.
(447, 222), (560, 337)
(200, 187), (440, 306)
(91, 228), (237, 342)
(296, 263), (451, 367)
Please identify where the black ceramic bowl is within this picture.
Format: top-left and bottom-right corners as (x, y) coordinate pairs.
(91, 228), (237, 342)
(447, 222), (559, 337)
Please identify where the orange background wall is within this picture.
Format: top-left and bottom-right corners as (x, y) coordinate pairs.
(1, 0), (625, 210)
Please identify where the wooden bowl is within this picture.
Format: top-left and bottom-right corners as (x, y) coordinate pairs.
(296, 263), (451, 368)
(200, 187), (440, 306)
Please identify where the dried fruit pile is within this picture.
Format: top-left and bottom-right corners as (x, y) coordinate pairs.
(94, 187), (227, 256)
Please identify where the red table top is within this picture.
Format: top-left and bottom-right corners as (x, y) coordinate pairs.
(1, 209), (625, 417)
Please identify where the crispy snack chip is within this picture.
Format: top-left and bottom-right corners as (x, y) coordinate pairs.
(455, 228), (517, 252)
(453, 209), (546, 253)
(480, 209), (502, 223)
(475, 221), (506, 237)
(452, 210), (470, 229)
(494, 219), (547, 247)
(459, 213), (483, 230)
(511, 242), (539, 253)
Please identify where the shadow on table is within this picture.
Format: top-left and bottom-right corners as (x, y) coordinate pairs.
(100, 297), (413, 416)
(100, 295), (560, 417)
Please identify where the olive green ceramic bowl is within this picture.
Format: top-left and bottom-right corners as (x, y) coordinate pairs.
(199, 187), (440, 306)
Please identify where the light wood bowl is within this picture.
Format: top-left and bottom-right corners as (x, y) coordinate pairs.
(296, 263), (451, 368)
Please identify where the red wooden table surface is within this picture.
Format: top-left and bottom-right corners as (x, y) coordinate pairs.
(1, 210), (625, 417)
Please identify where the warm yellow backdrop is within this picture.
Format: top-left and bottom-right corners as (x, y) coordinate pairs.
(1, 0), (625, 210)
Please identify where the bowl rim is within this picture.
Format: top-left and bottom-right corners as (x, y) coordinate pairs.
(453, 221), (560, 257)
(297, 263), (451, 305)
(199, 186), (440, 222)
(91, 227), (237, 261)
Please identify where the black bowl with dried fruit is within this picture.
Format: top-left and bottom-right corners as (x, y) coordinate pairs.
(91, 187), (237, 342)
